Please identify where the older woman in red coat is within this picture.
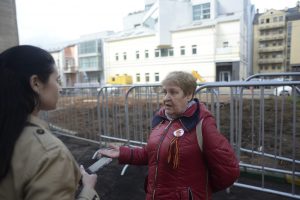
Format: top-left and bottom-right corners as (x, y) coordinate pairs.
(99, 71), (239, 200)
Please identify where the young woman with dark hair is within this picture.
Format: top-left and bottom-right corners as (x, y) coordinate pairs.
(0, 45), (99, 200)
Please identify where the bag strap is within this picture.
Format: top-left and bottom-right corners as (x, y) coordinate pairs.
(196, 119), (204, 152)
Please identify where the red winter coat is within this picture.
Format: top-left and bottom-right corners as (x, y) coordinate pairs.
(119, 99), (239, 200)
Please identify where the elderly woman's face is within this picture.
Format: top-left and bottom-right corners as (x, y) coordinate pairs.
(162, 82), (192, 118)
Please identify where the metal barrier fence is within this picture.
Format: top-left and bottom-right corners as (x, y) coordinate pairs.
(44, 79), (300, 199)
(194, 81), (300, 199)
(44, 87), (101, 141)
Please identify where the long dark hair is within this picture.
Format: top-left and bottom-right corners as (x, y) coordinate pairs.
(0, 45), (55, 181)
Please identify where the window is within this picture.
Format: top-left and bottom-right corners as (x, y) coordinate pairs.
(155, 49), (160, 57)
(273, 17), (278, 22)
(272, 65), (276, 70)
(79, 41), (96, 54)
(79, 56), (98, 69)
(193, 3), (210, 21)
(65, 58), (74, 68)
(266, 18), (270, 23)
(136, 51), (140, 59)
(123, 52), (127, 60)
(160, 48), (168, 57)
(192, 45), (197, 54)
(145, 73), (150, 82)
(155, 73), (159, 82)
(158, 48), (174, 57)
(279, 16), (283, 21)
(223, 42), (229, 48)
(264, 66), (268, 70)
(260, 19), (264, 24)
(115, 53), (119, 61)
(136, 73), (140, 82)
(180, 46), (185, 55)
(145, 50), (149, 58)
(168, 48), (174, 56)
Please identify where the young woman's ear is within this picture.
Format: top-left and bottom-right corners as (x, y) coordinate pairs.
(29, 75), (41, 93)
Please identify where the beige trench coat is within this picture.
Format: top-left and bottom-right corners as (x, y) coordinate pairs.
(0, 115), (99, 200)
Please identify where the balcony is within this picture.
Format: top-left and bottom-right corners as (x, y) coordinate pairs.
(258, 34), (285, 41)
(63, 66), (77, 73)
(258, 58), (284, 64)
(258, 46), (285, 53)
(78, 66), (102, 72)
(258, 22), (285, 30)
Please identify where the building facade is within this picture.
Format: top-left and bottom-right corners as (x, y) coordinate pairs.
(63, 45), (78, 86)
(104, 0), (255, 84)
(252, 3), (300, 74)
(77, 32), (114, 85)
(50, 47), (66, 86)
(0, 0), (19, 53)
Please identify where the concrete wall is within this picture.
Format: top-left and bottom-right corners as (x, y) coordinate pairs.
(0, 0), (19, 53)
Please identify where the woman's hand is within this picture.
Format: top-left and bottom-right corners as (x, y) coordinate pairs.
(98, 144), (120, 158)
(80, 165), (97, 189)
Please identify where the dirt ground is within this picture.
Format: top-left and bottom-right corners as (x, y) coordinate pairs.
(56, 134), (296, 200)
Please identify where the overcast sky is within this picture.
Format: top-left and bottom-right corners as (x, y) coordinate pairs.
(15, 0), (299, 48)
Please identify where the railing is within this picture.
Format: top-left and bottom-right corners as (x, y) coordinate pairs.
(258, 58), (284, 64)
(194, 81), (300, 199)
(63, 66), (77, 73)
(259, 22), (285, 30)
(258, 34), (285, 41)
(258, 46), (285, 53)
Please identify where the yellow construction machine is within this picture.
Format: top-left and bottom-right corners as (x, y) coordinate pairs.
(191, 70), (206, 82)
(108, 74), (133, 85)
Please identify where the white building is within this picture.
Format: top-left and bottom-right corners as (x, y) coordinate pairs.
(77, 31), (114, 85)
(49, 48), (65, 86)
(48, 32), (114, 87)
(104, 0), (255, 84)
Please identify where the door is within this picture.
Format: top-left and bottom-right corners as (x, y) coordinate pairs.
(219, 71), (231, 82)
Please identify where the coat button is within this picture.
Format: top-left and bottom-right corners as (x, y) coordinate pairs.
(36, 129), (45, 134)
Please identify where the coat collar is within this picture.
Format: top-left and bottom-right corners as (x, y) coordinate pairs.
(152, 98), (200, 132)
(27, 114), (50, 130)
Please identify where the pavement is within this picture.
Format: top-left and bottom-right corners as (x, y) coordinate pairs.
(56, 133), (296, 200)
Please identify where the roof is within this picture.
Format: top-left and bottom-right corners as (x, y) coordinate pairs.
(174, 12), (242, 32)
(105, 27), (155, 42)
(253, 6), (300, 25)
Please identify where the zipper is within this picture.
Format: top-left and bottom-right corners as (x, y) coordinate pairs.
(152, 120), (173, 200)
(178, 119), (188, 132)
(188, 187), (194, 200)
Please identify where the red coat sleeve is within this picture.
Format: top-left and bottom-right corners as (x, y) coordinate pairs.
(202, 114), (240, 192)
(118, 146), (148, 165)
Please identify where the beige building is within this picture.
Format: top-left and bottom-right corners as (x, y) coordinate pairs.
(252, 4), (300, 74)
(0, 0), (19, 53)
